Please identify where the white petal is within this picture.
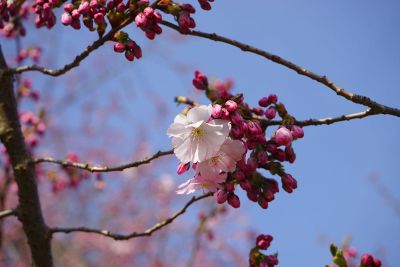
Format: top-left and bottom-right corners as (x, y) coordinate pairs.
(187, 105), (212, 123)
(174, 137), (195, 163)
(174, 113), (188, 124)
(167, 122), (190, 138)
(176, 178), (198, 194)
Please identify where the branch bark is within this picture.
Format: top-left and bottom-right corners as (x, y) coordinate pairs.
(0, 46), (53, 266)
(161, 21), (400, 117)
(50, 193), (213, 240)
(33, 149), (173, 172)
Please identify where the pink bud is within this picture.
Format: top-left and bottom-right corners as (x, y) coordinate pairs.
(212, 104), (223, 118)
(361, 254), (374, 266)
(257, 152), (268, 165)
(133, 45), (142, 59)
(230, 111), (243, 125)
(61, 13), (72, 25)
(116, 2), (125, 12)
(198, 0), (211, 10)
(247, 190), (258, 202)
(227, 193), (240, 208)
(214, 189), (227, 204)
(113, 43), (125, 53)
(239, 180), (251, 191)
(274, 127), (292, 146)
(267, 94), (278, 104)
(64, 3), (74, 12)
(135, 13), (147, 27)
(231, 125), (244, 139)
(78, 1), (89, 14)
(258, 97), (269, 107)
(192, 70), (208, 90)
(285, 146), (296, 163)
(265, 107), (276, 120)
(256, 234), (273, 249)
(125, 50), (135, 61)
(246, 121), (262, 136)
(233, 170), (245, 181)
(225, 100), (237, 112)
(225, 182), (234, 192)
(281, 173), (297, 193)
(71, 9), (80, 19)
(177, 162), (190, 175)
(291, 125), (304, 139)
(93, 13), (104, 24)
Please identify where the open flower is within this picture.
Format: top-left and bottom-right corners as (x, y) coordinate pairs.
(176, 173), (227, 195)
(195, 138), (245, 180)
(167, 105), (230, 163)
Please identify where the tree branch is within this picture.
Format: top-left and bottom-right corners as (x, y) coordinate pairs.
(33, 149), (174, 172)
(262, 108), (379, 127)
(0, 45), (53, 266)
(0, 209), (16, 220)
(50, 193), (213, 240)
(161, 21), (400, 117)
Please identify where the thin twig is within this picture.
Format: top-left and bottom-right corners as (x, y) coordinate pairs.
(0, 209), (16, 220)
(263, 108), (379, 127)
(50, 193), (213, 240)
(32, 150), (174, 173)
(161, 21), (400, 117)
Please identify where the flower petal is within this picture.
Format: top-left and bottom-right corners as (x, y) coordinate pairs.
(187, 105), (212, 123)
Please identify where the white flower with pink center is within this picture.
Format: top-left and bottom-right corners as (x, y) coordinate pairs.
(167, 105), (230, 163)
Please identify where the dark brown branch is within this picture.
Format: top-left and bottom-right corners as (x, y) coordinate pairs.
(0, 209), (16, 220)
(0, 46), (53, 266)
(6, 18), (133, 77)
(161, 21), (400, 118)
(50, 193), (213, 240)
(33, 149), (174, 172)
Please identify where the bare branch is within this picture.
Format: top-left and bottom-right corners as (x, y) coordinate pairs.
(262, 108), (379, 127)
(32, 149), (174, 173)
(50, 193), (213, 240)
(0, 209), (16, 220)
(6, 19), (133, 77)
(161, 21), (400, 117)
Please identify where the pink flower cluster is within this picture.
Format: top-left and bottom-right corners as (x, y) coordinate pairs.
(249, 234), (279, 267)
(16, 47), (41, 63)
(113, 39), (142, 61)
(20, 111), (46, 149)
(18, 79), (40, 101)
(33, 0), (57, 28)
(171, 71), (304, 210)
(135, 7), (162, 40)
(0, 0), (28, 37)
(61, 0), (109, 33)
(177, 4), (196, 33)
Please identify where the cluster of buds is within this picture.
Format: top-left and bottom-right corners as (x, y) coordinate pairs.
(113, 39), (142, 61)
(176, 4), (196, 33)
(328, 243), (381, 267)
(135, 7), (162, 40)
(19, 111), (46, 149)
(17, 79), (40, 101)
(61, 0), (109, 35)
(16, 47), (41, 63)
(0, 0), (28, 37)
(249, 234), (278, 267)
(360, 254), (382, 267)
(32, 0), (58, 29)
(197, 71), (303, 209)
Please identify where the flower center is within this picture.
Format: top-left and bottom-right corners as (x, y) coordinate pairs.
(210, 156), (221, 166)
(191, 127), (204, 140)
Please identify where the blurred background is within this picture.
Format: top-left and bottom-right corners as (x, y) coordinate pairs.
(1, 0), (399, 266)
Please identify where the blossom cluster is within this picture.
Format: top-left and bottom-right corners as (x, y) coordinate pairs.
(168, 71), (304, 209)
(249, 234), (278, 267)
(0, 0), (29, 37)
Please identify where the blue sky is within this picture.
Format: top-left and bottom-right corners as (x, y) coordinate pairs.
(2, 0), (399, 266)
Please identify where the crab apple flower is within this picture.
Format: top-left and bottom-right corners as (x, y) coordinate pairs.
(167, 105), (230, 163)
(195, 138), (245, 180)
(274, 127), (292, 146)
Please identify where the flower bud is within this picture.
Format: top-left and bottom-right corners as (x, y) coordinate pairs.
(113, 42), (125, 53)
(265, 107), (276, 120)
(291, 125), (304, 139)
(227, 193), (240, 208)
(177, 162), (190, 175)
(225, 100), (237, 112)
(211, 104), (223, 118)
(258, 97), (269, 107)
(192, 70), (208, 90)
(61, 12), (72, 25)
(274, 127), (292, 147)
(214, 189), (227, 204)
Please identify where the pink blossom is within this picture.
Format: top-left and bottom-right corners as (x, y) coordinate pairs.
(274, 127), (292, 146)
